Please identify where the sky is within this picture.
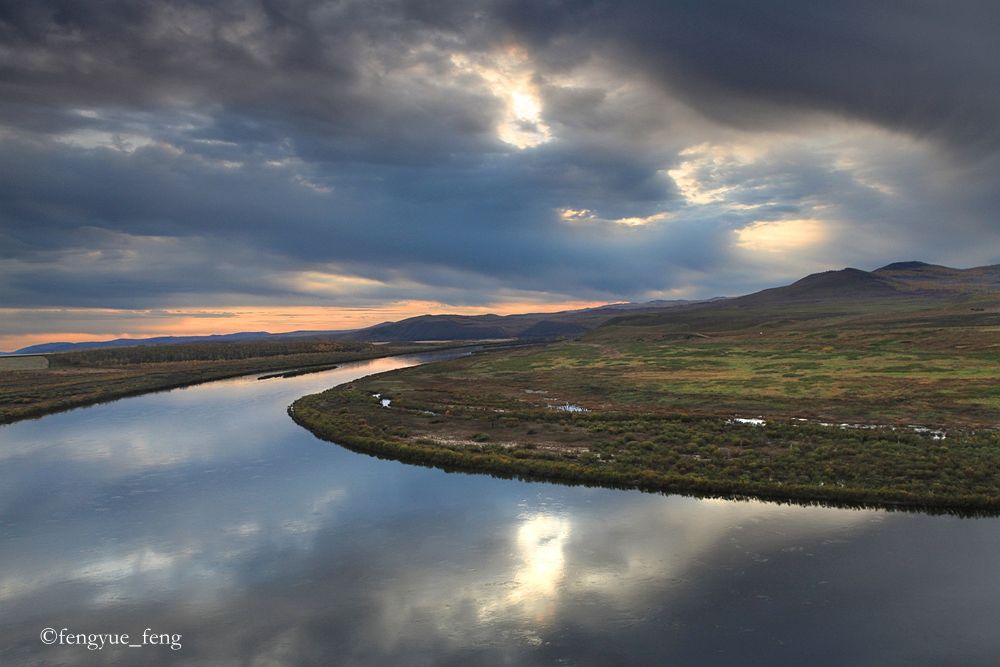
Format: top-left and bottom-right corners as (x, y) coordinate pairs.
(1, 0), (998, 350)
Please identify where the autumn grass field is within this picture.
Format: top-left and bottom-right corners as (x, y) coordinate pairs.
(292, 293), (1000, 512)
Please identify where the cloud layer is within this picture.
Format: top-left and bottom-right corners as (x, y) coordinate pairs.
(1, 0), (997, 344)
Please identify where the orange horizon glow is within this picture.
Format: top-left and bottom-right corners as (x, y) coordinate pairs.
(0, 299), (613, 351)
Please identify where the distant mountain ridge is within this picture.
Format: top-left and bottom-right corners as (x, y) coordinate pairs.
(873, 261), (1000, 291)
(593, 260), (999, 333)
(11, 330), (348, 355)
(9, 261), (997, 354)
(8, 301), (696, 354)
(736, 261), (999, 305)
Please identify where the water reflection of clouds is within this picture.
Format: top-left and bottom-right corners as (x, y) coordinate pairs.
(3, 351), (999, 665)
(0, 355), (441, 471)
(0, 481), (352, 614)
(0, 479), (873, 650)
(563, 496), (877, 602)
(2, 473), (994, 666)
(334, 492), (885, 662)
(0, 377), (359, 614)
(419, 495), (876, 641)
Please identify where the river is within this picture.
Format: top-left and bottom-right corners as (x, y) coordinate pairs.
(1, 350), (998, 665)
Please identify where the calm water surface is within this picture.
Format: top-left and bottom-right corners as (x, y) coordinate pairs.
(1, 350), (999, 666)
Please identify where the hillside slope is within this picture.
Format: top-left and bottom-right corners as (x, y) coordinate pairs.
(339, 301), (701, 342)
(596, 262), (999, 337)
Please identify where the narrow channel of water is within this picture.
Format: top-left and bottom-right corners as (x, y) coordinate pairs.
(1, 350), (998, 665)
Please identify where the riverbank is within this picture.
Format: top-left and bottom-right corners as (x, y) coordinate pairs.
(291, 388), (1000, 513)
(0, 341), (480, 425)
(290, 323), (1000, 513)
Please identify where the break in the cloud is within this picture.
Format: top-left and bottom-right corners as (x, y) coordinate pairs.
(0, 0), (997, 347)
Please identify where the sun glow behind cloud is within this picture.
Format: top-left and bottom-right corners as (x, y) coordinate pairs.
(558, 208), (596, 222)
(283, 270), (390, 296)
(613, 212), (670, 227)
(667, 142), (766, 207)
(558, 208), (670, 227)
(450, 47), (552, 149)
(734, 219), (828, 253)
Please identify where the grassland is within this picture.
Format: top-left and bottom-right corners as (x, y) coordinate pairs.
(292, 294), (1000, 512)
(0, 339), (460, 425)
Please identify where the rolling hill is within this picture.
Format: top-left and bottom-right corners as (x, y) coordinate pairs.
(339, 301), (700, 343)
(596, 261), (1000, 336)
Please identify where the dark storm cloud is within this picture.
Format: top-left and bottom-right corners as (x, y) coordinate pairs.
(3, 0), (998, 158)
(0, 0), (505, 164)
(0, 133), (705, 307)
(496, 0), (1000, 156)
(0, 0), (996, 321)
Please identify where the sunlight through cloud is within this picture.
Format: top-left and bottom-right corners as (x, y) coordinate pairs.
(450, 47), (552, 149)
(734, 219), (828, 253)
(558, 208), (669, 227)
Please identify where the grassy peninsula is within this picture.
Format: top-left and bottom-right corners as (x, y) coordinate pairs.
(292, 263), (1000, 512)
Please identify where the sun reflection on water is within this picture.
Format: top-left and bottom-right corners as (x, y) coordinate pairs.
(478, 513), (572, 631)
